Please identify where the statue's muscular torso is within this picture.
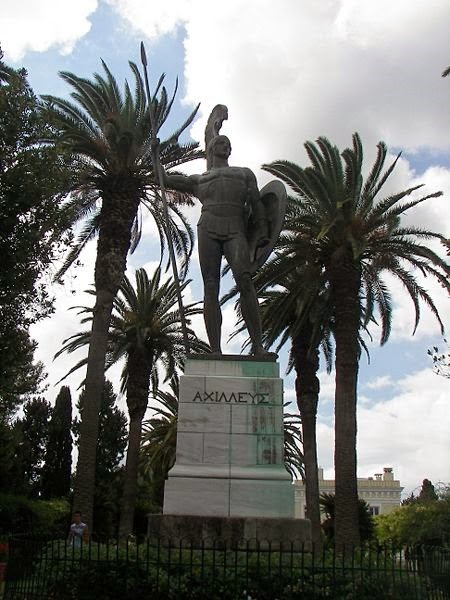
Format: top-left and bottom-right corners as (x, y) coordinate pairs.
(186, 166), (259, 240)
(165, 163), (262, 241)
(196, 167), (253, 214)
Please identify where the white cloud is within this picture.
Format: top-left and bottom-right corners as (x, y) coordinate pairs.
(381, 266), (450, 343)
(318, 371), (336, 403)
(315, 368), (450, 496)
(30, 238), (99, 406)
(221, 303), (249, 355)
(107, 0), (450, 156)
(283, 387), (297, 410)
(402, 166), (450, 237)
(0, 0), (98, 61)
(365, 375), (395, 390)
(361, 164), (450, 344)
(105, 0), (191, 39)
(106, 0), (450, 238)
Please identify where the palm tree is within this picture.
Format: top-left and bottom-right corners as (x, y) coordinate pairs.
(252, 266), (333, 546)
(41, 60), (202, 526)
(262, 133), (450, 546)
(224, 229), (334, 545)
(319, 493), (374, 543)
(282, 409), (305, 481)
(140, 382), (179, 510)
(223, 248), (331, 544)
(56, 267), (209, 536)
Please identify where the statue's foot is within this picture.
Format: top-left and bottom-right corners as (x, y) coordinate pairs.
(251, 346), (278, 359)
(208, 347), (222, 357)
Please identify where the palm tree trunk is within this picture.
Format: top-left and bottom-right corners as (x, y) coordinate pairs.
(72, 288), (113, 527)
(292, 330), (322, 547)
(118, 350), (152, 539)
(118, 411), (146, 538)
(73, 187), (140, 529)
(329, 252), (361, 548)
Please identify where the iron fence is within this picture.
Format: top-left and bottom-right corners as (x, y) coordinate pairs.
(4, 534), (449, 599)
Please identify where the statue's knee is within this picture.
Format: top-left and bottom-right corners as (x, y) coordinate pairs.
(204, 278), (219, 298)
(235, 272), (252, 293)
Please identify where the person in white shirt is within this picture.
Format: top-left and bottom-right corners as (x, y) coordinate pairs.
(67, 511), (89, 548)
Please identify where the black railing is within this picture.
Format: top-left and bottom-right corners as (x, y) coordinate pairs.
(4, 534), (449, 599)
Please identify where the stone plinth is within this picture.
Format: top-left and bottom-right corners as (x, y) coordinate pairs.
(163, 355), (295, 519)
(148, 514), (311, 548)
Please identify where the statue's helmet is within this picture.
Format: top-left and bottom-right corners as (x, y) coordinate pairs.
(207, 135), (231, 162)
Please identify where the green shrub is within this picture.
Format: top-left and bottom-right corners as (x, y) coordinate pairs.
(10, 540), (445, 600)
(0, 493), (70, 535)
(375, 498), (450, 547)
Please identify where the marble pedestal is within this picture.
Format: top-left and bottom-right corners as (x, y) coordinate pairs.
(163, 355), (295, 519)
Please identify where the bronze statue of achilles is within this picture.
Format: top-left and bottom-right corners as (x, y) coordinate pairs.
(164, 105), (285, 356)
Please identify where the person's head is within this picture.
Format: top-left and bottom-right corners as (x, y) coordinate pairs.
(207, 135), (231, 162)
(72, 511), (82, 524)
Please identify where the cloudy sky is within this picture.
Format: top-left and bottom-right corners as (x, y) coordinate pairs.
(2, 0), (449, 497)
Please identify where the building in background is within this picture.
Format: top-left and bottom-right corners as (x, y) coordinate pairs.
(294, 467), (403, 519)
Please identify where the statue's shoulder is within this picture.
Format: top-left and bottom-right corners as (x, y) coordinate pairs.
(204, 166), (239, 176)
(241, 166), (258, 184)
(226, 165), (255, 177)
(240, 166), (254, 175)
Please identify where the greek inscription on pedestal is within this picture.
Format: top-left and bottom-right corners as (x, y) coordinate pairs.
(192, 391), (269, 404)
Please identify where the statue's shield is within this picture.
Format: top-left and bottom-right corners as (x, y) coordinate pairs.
(248, 180), (287, 273)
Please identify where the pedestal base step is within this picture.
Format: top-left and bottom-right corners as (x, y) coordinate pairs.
(147, 513), (311, 547)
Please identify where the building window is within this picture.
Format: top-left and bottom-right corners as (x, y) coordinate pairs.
(369, 506), (380, 516)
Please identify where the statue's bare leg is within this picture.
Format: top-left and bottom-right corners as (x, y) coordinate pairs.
(236, 272), (266, 354)
(224, 235), (268, 355)
(198, 228), (222, 353)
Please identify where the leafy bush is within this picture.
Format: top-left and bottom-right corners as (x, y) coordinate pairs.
(375, 497), (450, 546)
(0, 493), (70, 535)
(7, 539), (445, 600)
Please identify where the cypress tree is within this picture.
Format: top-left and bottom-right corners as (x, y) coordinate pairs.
(41, 386), (72, 499)
(15, 397), (51, 496)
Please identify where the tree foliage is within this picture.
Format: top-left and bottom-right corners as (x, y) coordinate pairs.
(14, 398), (51, 496)
(40, 60), (202, 283)
(73, 381), (127, 535)
(376, 496), (450, 546)
(282, 410), (304, 480)
(141, 383), (179, 511)
(0, 493), (70, 535)
(57, 267), (208, 536)
(0, 49), (73, 415)
(74, 381), (127, 480)
(418, 478), (439, 504)
(41, 387), (73, 499)
(1, 388), (72, 501)
(0, 418), (24, 494)
(428, 340), (450, 378)
(262, 133), (450, 546)
(56, 268), (208, 390)
(41, 58), (202, 527)
(402, 478), (440, 506)
(0, 331), (47, 420)
(319, 493), (374, 542)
